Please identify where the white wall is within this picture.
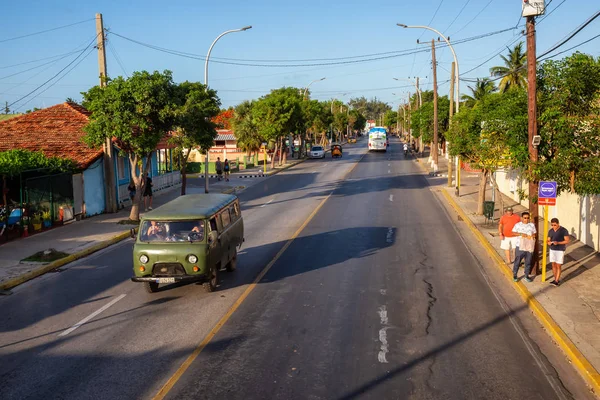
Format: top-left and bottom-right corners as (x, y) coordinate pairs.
(495, 169), (600, 251)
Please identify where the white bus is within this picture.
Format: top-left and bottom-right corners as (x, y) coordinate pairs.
(368, 127), (387, 151)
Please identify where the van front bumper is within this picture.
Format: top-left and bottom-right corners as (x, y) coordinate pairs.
(131, 275), (205, 284)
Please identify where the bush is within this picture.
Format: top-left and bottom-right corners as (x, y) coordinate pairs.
(185, 162), (202, 173)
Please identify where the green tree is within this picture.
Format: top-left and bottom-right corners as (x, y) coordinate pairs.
(490, 42), (527, 93)
(383, 110), (397, 132)
(302, 100), (332, 147)
(82, 70), (177, 221)
(232, 100), (263, 163)
(170, 81), (221, 195)
(349, 109), (366, 133)
(537, 52), (600, 195)
(348, 96), (391, 121)
(252, 87), (303, 168)
(461, 78), (497, 108)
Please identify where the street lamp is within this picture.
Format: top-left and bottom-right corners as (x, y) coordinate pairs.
(303, 77), (326, 100)
(203, 25), (252, 193)
(397, 23), (461, 192)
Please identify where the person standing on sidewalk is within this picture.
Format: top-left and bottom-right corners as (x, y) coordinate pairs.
(143, 173), (153, 211)
(547, 218), (570, 286)
(512, 212), (537, 282)
(215, 158), (223, 181)
(498, 206), (521, 265)
(223, 159), (230, 182)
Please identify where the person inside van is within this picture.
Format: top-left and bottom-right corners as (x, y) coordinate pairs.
(146, 221), (163, 239)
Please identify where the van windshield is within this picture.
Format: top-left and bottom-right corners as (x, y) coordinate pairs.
(140, 220), (205, 242)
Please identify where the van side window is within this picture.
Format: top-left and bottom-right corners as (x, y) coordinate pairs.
(221, 209), (231, 228)
(209, 218), (218, 232)
(229, 205), (238, 221)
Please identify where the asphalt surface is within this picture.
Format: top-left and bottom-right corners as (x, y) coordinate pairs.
(0, 137), (593, 400)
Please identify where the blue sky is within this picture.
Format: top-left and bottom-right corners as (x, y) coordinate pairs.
(1, 0), (598, 113)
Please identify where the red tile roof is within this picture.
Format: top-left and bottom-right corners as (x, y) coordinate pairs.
(0, 102), (103, 169)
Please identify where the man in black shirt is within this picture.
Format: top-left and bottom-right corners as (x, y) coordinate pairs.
(547, 218), (570, 286)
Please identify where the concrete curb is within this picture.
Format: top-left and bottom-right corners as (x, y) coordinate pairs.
(265, 159), (306, 176)
(439, 189), (600, 396)
(0, 229), (136, 291)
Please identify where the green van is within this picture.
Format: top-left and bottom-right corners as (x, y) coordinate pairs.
(131, 194), (244, 293)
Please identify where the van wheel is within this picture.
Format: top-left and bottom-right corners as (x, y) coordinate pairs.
(203, 268), (218, 292)
(144, 281), (159, 293)
(226, 252), (238, 272)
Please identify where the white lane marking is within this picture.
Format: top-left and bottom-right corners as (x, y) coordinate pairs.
(386, 227), (394, 243)
(380, 289), (387, 296)
(388, 170), (391, 174)
(378, 305), (389, 363)
(388, 163), (391, 167)
(260, 199), (274, 208)
(389, 195), (394, 202)
(378, 305), (388, 324)
(58, 294), (126, 337)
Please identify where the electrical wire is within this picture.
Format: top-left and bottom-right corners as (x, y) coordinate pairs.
(0, 18), (94, 44)
(537, 0), (567, 25)
(540, 33), (600, 60)
(451, 0), (496, 36)
(0, 50), (88, 70)
(7, 34), (99, 108)
(15, 47), (96, 111)
(107, 39), (129, 78)
(444, 0), (473, 33)
(0, 51), (87, 80)
(107, 27), (515, 68)
(538, 10), (600, 59)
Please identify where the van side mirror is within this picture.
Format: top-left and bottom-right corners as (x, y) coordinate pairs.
(130, 228), (136, 239)
(208, 231), (218, 244)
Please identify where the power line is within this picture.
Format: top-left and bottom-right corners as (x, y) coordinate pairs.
(16, 47), (96, 111)
(537, 0), (567, 25)
(0, 18), (94, 44)
(540, 33), (600, 60)
(0, 50), (87, 70)
(108, 27), (515, 68)
(107, 39), (129, 78)
(444, 0), (472, 32)
(452, 0), (496, 36)
(0, 51), (87, 80)
(7, 34), (99, 108)
(538, 10), (600, 59)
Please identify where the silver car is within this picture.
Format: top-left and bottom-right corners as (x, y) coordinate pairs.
(309, 145), (325, 159)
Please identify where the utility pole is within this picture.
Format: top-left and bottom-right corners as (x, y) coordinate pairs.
(96, 13), (117, 213)
(431, 40), (439, 172)
(448, 61), (455, 187)
(416, 78), (423, 154)
(526, 15), (540, 274)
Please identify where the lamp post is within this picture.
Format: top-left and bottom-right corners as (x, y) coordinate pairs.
(397, 23), (461, 193)
(203, 25), (252, 193)
(303, 77), (326, 100)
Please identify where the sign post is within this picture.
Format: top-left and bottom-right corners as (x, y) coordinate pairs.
(262, 142), (267, 174)
(538, 181), (557, 282)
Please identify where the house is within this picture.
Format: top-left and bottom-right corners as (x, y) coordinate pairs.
(0, 102), (180, 221)
(189, 129), (247, 163)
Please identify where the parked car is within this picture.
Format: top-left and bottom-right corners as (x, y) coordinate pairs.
(309, 145), (325, 159)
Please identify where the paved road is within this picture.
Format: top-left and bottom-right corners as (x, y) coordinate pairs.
(0, 138), (592, 399)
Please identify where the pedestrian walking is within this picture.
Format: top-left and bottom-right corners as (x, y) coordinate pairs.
(547, 218), (570, 286)
(224, 159), (230, 182)
(512, 212), (537, 282)
(143, 173), (153, 211)
(498, 206), (521, 265)
(215, 157), (223, 181)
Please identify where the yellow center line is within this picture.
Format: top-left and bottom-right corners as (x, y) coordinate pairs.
(152, 150), (366, 400)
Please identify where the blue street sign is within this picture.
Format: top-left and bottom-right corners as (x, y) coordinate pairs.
(539, 181), (557, 199)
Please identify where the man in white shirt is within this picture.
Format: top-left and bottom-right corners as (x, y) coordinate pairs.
(512, 211), (537, 282)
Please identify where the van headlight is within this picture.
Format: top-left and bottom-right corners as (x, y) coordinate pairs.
(139, 255), (149, 264)
(187, 254), (198, 264)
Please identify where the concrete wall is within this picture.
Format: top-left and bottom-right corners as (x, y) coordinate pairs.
(495, 169), (600, 251)
(83, 158), (106, 217)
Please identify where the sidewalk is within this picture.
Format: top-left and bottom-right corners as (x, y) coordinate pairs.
(414, 147), (600, 394)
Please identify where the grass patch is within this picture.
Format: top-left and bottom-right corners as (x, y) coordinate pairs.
(22, 248), (69, 263)
(117, 219), (140, 225)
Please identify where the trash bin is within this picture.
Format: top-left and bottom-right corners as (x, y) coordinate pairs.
(483, 201), (495, 222)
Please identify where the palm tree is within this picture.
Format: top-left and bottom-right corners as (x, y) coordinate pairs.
(461, 78), (497, 107)
(231, 101), (263, 162)
(490, 42), (527, 92)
